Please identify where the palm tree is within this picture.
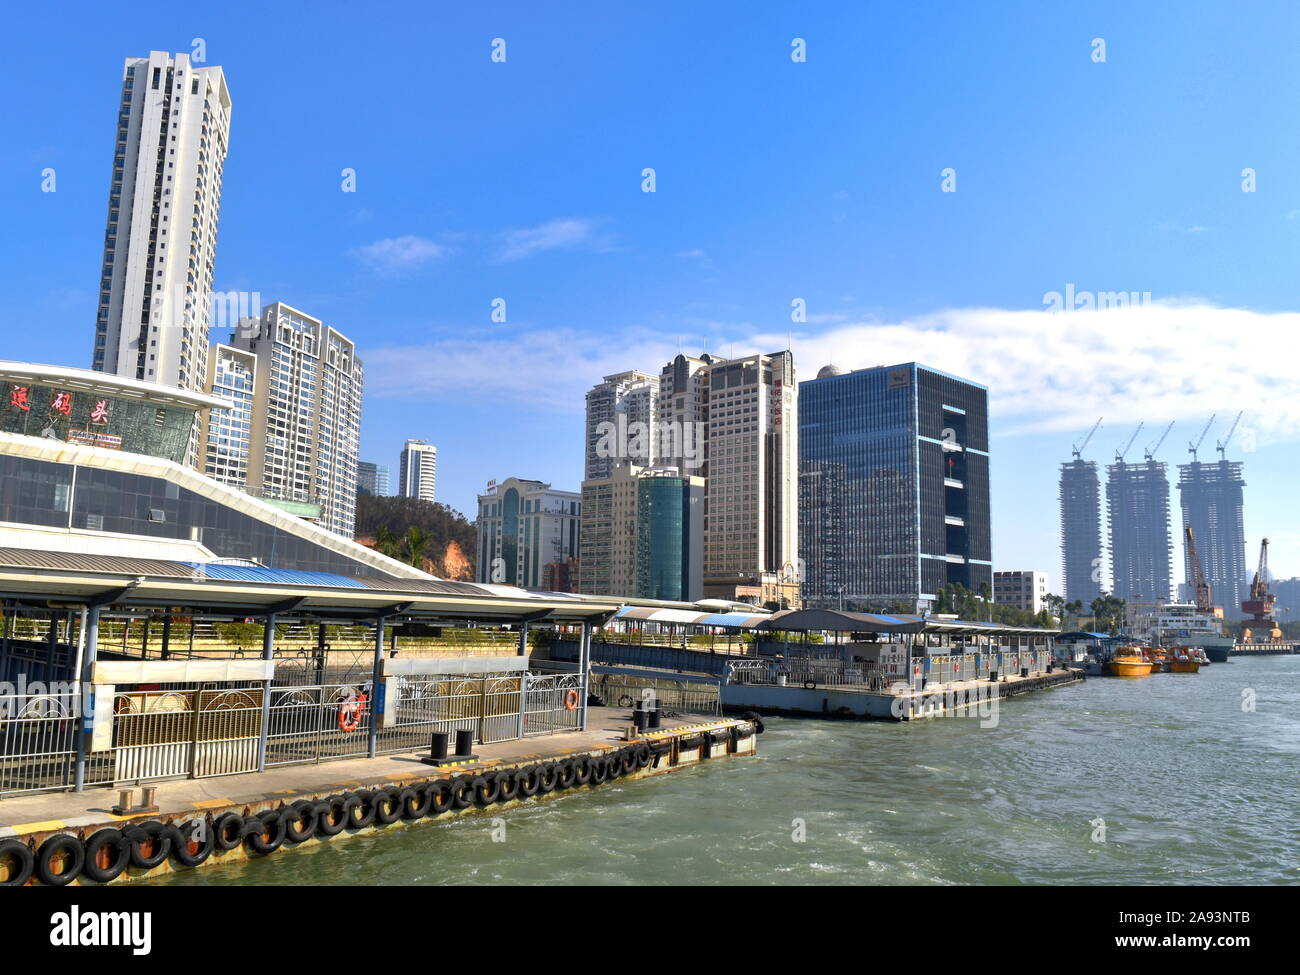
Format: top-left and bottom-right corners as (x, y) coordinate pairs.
(401, 526), (430, 568)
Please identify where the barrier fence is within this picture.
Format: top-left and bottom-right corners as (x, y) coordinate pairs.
(1, 665), (589, 798)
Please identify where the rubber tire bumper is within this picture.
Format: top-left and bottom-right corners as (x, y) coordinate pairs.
(36, 834), (85, 887)
(82, 828), (131, 883)
(400, 785), (432, 820)
(590, 755), (609, 784)
(428, 778), (454, 815)
(516, 765), (541, 797)
(741, 711), (766, 734)
(472, 774), (501, 805)
(247, 810), (288, 855)
(556, 759), (577, 789)
(346, 792), (376, 830)
(170, 820), (216, 868)
(496, 769), (519, 801)
(125, 820), (172, 869)
(213, 812), (246, 851)
(284, 800), (318, 843)
(573, 756), (593, 785)
(538, 763), (560, 793)
(372, 788), (403, 826)
(449, 775), (474, 809)
(317, 796), (350, 837)
(0, 838), (34, 887)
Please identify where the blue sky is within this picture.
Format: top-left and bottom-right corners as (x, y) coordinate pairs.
(2, 1), (1298, 585)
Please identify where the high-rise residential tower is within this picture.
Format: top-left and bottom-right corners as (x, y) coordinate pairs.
(1107, 459), (1173, 606)
(1177, 457), (1246, 617)
(476, 477), (581, 588)
(1059, 458), (1104, 604)
(798, 362), (992, 612)
(584, 370), (660, 480)
(398, 440), (437, 503)
(201, 302), (364, 537)
(92, 52), (232, 404)
(356, 461), (390, 497)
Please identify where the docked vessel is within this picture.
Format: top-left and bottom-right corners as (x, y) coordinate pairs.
(1108, 649), (1154, 677)
(1168, 646), (1201, 673)
(1131, 602), (1235, 663)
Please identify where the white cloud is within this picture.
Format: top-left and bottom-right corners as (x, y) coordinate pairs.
(350, 235), (446, 271)
(498, 218), (605, 262)
(365, 301), (1300, 447)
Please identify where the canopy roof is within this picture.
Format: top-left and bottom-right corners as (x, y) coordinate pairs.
(611, 605), (773, 629)
(757, 608), (1056, 637)
(0, 547), (620, 624)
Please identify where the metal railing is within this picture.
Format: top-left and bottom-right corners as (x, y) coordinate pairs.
(589, 669), (720, 717)
(0, 691), (80, 798)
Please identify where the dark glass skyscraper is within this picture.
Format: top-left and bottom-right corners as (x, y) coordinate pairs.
(1107, 460), (1172, 605)
(798, 362), (992, 612)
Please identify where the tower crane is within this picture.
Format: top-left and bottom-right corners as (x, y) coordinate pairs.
(1071, 417), (1103, 461)
(1188, 414), (1215, 462)
(1144, 421), (1175, 461)
(1184, 526), (1214, 613)
(1115, 422), (1144, 463)
(1216, 411), (1243, 460)
(1241, 538), (1280, 643)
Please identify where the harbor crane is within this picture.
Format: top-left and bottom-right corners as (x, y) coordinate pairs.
(1217, 411), (1243, 460)
(1184, 526), (1214, 613)
(1144, 420), (1175, 461)
(1071, 417), (1103, 460)
(1241, 538), (1280, 643)
(1115, 422), (1144, 463)
(1188, 414), (1215, 462)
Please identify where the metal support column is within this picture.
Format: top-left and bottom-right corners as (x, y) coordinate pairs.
(517, 621), (529, 656)
(73, 605), (101, 792)
(256, 613), (277, 772)
(368, 617), (386, 758)
(45, 610), (59, 682)
(578, 621), (592, 731)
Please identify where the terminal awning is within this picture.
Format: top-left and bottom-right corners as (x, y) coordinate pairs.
(757, 608), (1056, 637)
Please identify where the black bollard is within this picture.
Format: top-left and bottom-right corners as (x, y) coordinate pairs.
(455, 728), (474, 758)
(632, 709), (647, 731)
(989, 669), (998, 682)
(1020, 666), (1029, 678)
(429, 731), (449, 761)
(648, 708), (662, 729)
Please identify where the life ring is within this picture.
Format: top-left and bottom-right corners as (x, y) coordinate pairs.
(338, 692), (367, 732)
(564, 689), (580, 711)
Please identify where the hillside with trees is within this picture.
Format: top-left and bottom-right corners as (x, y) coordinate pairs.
(354, 495), (477, 580)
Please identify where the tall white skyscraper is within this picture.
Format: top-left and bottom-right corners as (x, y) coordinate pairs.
(201, 302), (364, 538)
(584, 370), (659, 480)
(399, 440), (437, 503)
(92, 51), (232, 401)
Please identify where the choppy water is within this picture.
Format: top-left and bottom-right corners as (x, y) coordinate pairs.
(154, 656), (1300, 885)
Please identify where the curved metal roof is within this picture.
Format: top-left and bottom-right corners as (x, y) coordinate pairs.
(757, 608), (1056, 637)
(0, 360), (232, 411)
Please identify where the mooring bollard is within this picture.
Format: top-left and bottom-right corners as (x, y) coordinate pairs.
(429, 731), (449, 761)
(455, 728), (475, 758)
(1020, 666), (1030, 678)
(140, 786), (158, 812)
(632, 709), (647, 731)
(112, 789), (135, 815)
(989, 670), (998, 682)
(648, 708), (662, 729)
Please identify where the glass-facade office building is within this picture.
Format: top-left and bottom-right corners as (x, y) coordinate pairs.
(798, 363), (992, 612)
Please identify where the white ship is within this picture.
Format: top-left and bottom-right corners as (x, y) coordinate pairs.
(1130, 602), (1235, 662)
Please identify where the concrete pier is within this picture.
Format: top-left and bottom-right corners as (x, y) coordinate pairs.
(0, 707), (758, 885)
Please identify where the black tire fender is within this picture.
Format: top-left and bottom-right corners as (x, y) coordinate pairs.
(496, 768), (519, 802)
(346, 792), (376, 830)
(556, 759), (577, 789)
(213, 812), (245, 851)
(170, 819), (215, 868)
(471, 774), (501, 805)
(449, 775), (474, 809)
(0, 838), (34, 887)
(573, 755), (593, 785)
(284, 800), (318, 843)
(428, 778), (454, 815)
(590, 755), (609, 784)
(537, 763), (559, 793)
(317, 796), (349, 837)
(246, 809), (288, 855)
(620, 748), (638, 773)
(634, 742), (653, 768)
(741, 711), (766, 734)
(124, 820), (172, 869)
(397, 785), (428, 820)
(516, 765), (541, 798)
(36, 834), (84, 887)
(372, 788), (403, 826)
(82, 828), (131, 883)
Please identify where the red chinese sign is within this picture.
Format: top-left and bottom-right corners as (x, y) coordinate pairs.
(9, 386), (30, 412)
(89, 399), (110, 424)
(50, 391), (73, 416)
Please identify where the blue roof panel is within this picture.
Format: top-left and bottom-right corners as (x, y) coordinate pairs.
(181, 563), (370, 588)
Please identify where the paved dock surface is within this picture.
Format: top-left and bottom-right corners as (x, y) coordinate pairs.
(0, 707), (726, 835)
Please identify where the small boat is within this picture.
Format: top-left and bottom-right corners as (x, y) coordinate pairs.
(1144, 647), (1169, 673)
(1108, 648), (1153, 677)
(1168, 646), (1200, 673)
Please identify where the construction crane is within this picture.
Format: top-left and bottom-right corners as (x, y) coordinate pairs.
(1184, 526), (1214, 613)
(1241, 538), (1281, 643)
(1071, 417), (1103, 461)
(1217, 411), (1243, 460)
(1115, 422), (1144, 463)
(1144, 420), (1175, 461)
(1188, 414), (1215, 462)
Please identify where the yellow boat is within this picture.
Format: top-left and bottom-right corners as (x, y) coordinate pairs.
(1108, 648), (1153, 677)
(1145, 647), (1169, 673)
(1168, 646), (1201, 673)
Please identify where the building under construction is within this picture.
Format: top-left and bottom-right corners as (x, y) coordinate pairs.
(1059, 459), (1103, 604)
(1107, 458), (1173, 604)
(1178, 459), (1247, 619)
